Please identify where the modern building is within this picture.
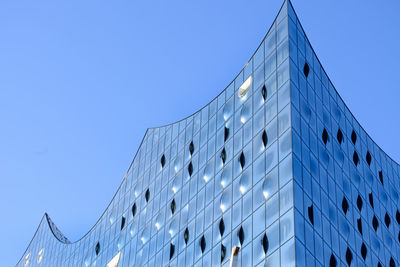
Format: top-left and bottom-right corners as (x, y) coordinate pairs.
(17, 1), (400, 266)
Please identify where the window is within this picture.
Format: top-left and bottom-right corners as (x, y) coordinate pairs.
(366, 151), (372, 166)
(329, 254), (337, 267)
(262, 130), (268, 147)
(357, 218), (363, 235)
(95, 242), (100, 255)
(189, 141), (194, 156)
(121, 216), (126, 230)
(200, 235), (206, 253)
(308, 205), (314, 225)
(385, 213), (391, 228)
(353, 151), (359, 166)
(262, 233), (269, 254)
(239, 152), (245, 169)
(188, 162), (193, 176)
(220, 148), (227, 164)
(342, 197), (349, 215)
(224, 126), (230, 142)
(369, 193), (374, 208)
(337, 129), (343, 144)
(24, 252), (31, 266)
(145, 189), (150, 202)
(322, 128), (329, 145)
(351, 130), (357, 145)
(184, 228), (189, 244)
(379, 171), (384, 185)
(396, 210), (400, 224)
(238, 226), (245, 245)
(171, 199), (176, 215)
(356, 195), (363, 211)
(106, 252), (121, 267)
(169, 244), (175, 260)
(345, 248), (353, 266)
(390, 257), (395, 267)
(219, 218), (225, 237)
(303, 62), (310, 78)
(161, 154), (166, 168)
(261, 85), (267, 101)
(37, 248), (44, 263)
(221, 244), (227, 262)
(238, 75), (252, 98)
(372, 216), (379, 231)
(132, 203), (137, 217)
(361, 243), (367, 261)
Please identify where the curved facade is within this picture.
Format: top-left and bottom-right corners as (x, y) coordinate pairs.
(17, 1), (400, 267)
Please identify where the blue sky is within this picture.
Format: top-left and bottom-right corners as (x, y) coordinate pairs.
(1, 0), (399, 265)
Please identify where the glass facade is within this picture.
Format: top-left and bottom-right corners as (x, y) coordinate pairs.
(17, 1), (400, 266)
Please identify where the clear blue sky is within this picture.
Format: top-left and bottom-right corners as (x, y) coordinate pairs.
(1, 0), (399, 265)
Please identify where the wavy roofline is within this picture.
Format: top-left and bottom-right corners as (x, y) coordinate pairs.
(17, 0), (289, 256)
(17, 0), (399, 264)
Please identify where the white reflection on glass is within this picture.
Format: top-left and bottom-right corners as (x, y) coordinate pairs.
(239, 173), (251, 195)
(220, 191), (230, 212)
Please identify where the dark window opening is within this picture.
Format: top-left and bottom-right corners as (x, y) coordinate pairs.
(261, 85), (267, 101)
(200, 235), (206, 253)
(221, 244), (226, 262)
(361, 243), (367, 260)
(356, 195), (363, 211)
(357, 218), (363, 235)
(220, 148), (226, 164)
(396, 210), (400, 224)
(303, 62), (310, 78)
(169, 243), (175, 260)
(184, 228), (189, 245)
(330, 254), (337, 267)
(366, 151), (372, 166)
(337, 129), (343, 144)
(121, 216), (126, 231)
(398, 231), (400, 244)
(378, 262), (383, 267)
(353, 151), (359, 166)
(262, 130), (268, 147)
(188, 162), (193, 176)
(322, 128), (329, 145)
(95, 242), (100, 255)
(385, 213), (391, 228)
(224, 127), (230, 142)
(351, 130), (357, 145)
(219, 218), (225, 237)
(189, 141), (194, 156)
(145, 189), (150, 202)
(132, 203), (137, 217)
(390, 257), (395, 267)
(342, 197), (349, 215)
(369, 193), (374, 208)
(345, 248), (353, 266)
(308, 205), (314, 225)
(372, 216), (379, 231)
(239, 152), (245, 169)
(161, 154), (166, 168)
(171, 199), (176, 215)
(238, 226), (245, 245)
(262, 233), (269, 254)
(379, 171), (384, 185)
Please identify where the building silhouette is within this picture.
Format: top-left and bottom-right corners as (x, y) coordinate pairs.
(17, 1), (400, 266)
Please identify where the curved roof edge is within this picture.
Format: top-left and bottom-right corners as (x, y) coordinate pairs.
(17, 0), (290, 258)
